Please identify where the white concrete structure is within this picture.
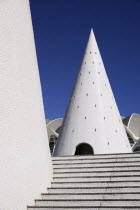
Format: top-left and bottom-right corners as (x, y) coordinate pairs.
(46, 118), (63, 140)
(54, 29), (132, 156)
(123, 113), (140, 141)
(0, 0), (52, 209)
(133, 139), (140, 152)
(122, 113), (140, 151)
(46, 118), (63, 155)
(46, 115), (140, 155)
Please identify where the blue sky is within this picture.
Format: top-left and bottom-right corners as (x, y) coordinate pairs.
(30, 0), (140, 119)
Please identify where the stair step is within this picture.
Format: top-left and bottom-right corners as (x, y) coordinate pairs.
(52, 153), (140, 161)
(53, 162), (140, 169)
(53, 171), (140, 177)
(53, 158), (140, 165)
(27, 207), (140, 210)
(41, 193), (140, 200)
(27, 154), (140, 210)
(54, 166), (140, 173)
(51, 181), (140, 188)
(48, 187), (140, 194)
(53, 176), (140, 182)
(34, 200), (140, 207)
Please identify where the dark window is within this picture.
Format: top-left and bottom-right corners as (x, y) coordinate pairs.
(127, 132), (134, 147)
(49, 135), (57, 156)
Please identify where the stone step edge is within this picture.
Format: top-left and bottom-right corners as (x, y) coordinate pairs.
(27, 206), (140, 209)
(53, 165), (140, 169)
(52, 153), (140, 160)
(54, 170), (140, 174)
(48, 186), (140, 190)
(52, 157), (140, 162)
(52, 152), (139, 158)
(51, 180), (140, 184)
(53, 175), (140, 179)
(35, 199), (140, 202)
(41, 192), (140, 196)
(53, 160), (140, 166)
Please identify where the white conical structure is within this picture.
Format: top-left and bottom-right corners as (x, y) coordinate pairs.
(54, 29), (132, 156)
(0, 0), (52, 209)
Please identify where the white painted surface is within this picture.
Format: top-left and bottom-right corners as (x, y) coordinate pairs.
(0, 0), (52, 209)
(46, 118), (63, 140)
(54, 29), (132, 156)
(127, 113), (140, 140)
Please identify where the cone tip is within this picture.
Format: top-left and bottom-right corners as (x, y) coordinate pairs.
(90, 28), (95, 37)
(90, 28), (94, 33)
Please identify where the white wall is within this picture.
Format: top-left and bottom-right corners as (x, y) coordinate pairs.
(54, 29), (132, 156)
(0, 0), (52, 209)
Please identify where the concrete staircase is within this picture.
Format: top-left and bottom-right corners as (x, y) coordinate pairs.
(27, 153), (140, 209)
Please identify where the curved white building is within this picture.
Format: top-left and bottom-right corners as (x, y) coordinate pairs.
(123, 113), (140, 141)
(0, 0), (52, 209)
(122, 113), (140, 150)
(54, 29), (132, 156)
(46, 118), (63, 154)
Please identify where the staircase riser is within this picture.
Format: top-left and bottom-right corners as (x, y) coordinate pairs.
(42, 193), (140, 200)
(53, 162), (140, 168)
(53, 176), (140, 182)
(53, 171), (140, 177)
(52, 153), (140, 161)
(35, 200), (140, 207)
(52, 182), (140, 188)
(48, 188), (140, 194)
(52, 158), (140, 165)
(54, 167), (140, 173)
(28, 208), (140, 210)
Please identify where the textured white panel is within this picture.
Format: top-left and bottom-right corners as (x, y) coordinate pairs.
(0, 0), (52, 209)
(127, 114), (140, 139)
(54, 29), (132, 156)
